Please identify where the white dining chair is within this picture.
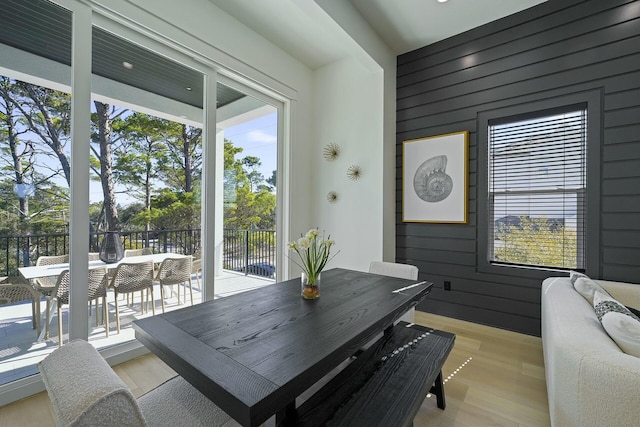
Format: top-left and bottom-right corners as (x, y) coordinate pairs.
(369, 261), (419, 322)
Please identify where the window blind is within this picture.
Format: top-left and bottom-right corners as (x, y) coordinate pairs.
(488, 107), (587, 270)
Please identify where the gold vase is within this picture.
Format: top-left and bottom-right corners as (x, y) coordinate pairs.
(301, 272), (320, 299)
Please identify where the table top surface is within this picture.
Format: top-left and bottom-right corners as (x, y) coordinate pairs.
(18, 252), (189, 280)
(133, 267), (432, 427)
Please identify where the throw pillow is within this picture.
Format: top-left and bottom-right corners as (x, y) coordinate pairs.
(569, 270), (589, 285)
(574, 277), (611, 305)
(593, 291), (640, 357)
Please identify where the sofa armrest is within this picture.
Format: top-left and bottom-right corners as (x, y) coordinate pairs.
(38, 340), (147, 427)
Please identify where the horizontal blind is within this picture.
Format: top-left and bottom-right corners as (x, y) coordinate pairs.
(488, 108), (587, 270)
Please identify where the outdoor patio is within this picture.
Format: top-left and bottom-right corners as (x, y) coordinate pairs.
(0, 269), (275, 386)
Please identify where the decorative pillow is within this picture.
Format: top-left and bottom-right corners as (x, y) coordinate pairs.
(574, 277), (611, 305)
(593, 291), (640, 357)
(569, 270), (589, 285)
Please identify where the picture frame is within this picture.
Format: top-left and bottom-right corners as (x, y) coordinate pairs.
(402, 131), (469, 223)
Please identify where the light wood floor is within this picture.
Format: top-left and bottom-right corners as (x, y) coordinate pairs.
(0, 312), (550, 427)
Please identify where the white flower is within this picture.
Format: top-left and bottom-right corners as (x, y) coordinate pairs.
(297, 237), (310, 249)
(288, 242), (297, 249)
(306, 229), (319, 240)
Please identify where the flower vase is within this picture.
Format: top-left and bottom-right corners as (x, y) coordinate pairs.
(301, 272), (320, 299)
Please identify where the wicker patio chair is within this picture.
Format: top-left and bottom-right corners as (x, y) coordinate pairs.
(0, 276), (41, 335)
(191, 249), (202, 289)
(124, 248), (153, 257)
(46, 268), (109, 346)
(34, 254), (69, 294)
(154, 257), (193, 311)
(88, 252), (101, 261)
(109, 261), (155, 333)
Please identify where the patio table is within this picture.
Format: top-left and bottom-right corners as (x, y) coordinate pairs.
(18, 253), (190, 340)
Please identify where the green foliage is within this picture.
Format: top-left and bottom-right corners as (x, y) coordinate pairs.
(494, 216), (577, 269)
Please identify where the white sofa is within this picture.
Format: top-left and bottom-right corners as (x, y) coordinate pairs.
(541, 276), (640, 427)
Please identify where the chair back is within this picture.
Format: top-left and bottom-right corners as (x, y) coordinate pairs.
(88, 268), (108, 300)
(88, 252), (101, 261)
(369, 261), (418, 280)
(124, 248), (153, 257)
(52, 268), (108, 304)
(38, 340), (146, 426)
(155, 257), (192, 286)
(110, 261), (154, 293)
(36, 254), (69, 266)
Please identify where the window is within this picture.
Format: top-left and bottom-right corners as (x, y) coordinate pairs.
(488, 106), (587, 270)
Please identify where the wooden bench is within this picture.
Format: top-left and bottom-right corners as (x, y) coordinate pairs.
(296, 322), (455, 427)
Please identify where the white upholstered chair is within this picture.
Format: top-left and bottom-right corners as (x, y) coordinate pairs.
(369, 261), (419, 323)
(38, 340), (239, 427)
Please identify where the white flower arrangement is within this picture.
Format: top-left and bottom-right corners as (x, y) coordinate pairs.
(288, 228), (338, 285)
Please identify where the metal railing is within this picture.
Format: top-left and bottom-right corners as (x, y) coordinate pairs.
(0, 228), (275, 277)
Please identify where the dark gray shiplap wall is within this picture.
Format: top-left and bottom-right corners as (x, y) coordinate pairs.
(396, 0), (640, 336)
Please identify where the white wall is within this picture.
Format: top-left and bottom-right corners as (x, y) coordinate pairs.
(312, 57), (384, 271)
(64, 0), (393, 273)
(313, 0), (398, 262)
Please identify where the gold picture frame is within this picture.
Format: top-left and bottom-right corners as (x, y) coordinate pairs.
(402, 131), (469, 223)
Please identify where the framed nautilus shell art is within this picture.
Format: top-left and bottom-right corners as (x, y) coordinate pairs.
(402, 131), (469, 223)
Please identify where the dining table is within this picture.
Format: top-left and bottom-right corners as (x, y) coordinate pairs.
(133, 267), (433, 427)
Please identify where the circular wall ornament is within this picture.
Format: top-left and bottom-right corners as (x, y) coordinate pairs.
(327, 191), (338, 203)
(323, 143), (341, 161)
(346, 165), (362, 181)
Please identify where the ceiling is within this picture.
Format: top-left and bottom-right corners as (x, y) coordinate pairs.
(0, 0), (244, 109)
(208, 0), (547, 68)
(1, 0), (548, 106)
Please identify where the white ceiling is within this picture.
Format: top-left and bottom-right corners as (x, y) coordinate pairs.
(208, 0), (547, 69)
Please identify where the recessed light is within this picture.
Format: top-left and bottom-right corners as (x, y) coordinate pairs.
(186, 87), (192, 91)
(437, 0), (448, 3)
(122, 61), (133, 69)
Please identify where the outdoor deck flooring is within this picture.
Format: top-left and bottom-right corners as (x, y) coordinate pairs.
(0, 270), (274, 386)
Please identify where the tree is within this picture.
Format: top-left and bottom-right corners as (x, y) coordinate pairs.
(0, 77), (35, 233)
(10, 80), (71, 186)
(158, 123), (202, 193)
(91, 101), (128, 232)
(223, 139), (276, 230)
(494, 216), (577, 268)
(112, 112), (168, 234)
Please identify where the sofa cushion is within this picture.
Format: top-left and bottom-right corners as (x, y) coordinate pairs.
(593, 291), (640, 357)
(574, 277), (611, 305)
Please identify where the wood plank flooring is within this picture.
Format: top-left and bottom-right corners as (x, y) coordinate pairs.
(0, 312), (550, 427)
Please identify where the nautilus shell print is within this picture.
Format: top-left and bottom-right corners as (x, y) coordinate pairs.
(413, 155), (453, 203)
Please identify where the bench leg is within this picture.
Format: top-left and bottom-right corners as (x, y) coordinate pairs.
(430, 370), (446, 410)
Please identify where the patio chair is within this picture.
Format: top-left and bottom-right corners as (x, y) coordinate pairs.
(124, 248), (153, 257)
(154, 257), (193, 312)
(46, 268), (109, 346)
(109, 261), (155, 333)
(0, 276), (41, 336)
(88, 252), (101, 261)
(38, 340), (237, 427)
(123, 248), (153, 304)
(34, 254), (69, 293)
(369, 261), (419, 322)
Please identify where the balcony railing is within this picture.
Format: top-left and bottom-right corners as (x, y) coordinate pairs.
(0, 228), (276, 277)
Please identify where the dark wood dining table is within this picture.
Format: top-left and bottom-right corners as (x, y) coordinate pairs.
(133, 267), (432, 427)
